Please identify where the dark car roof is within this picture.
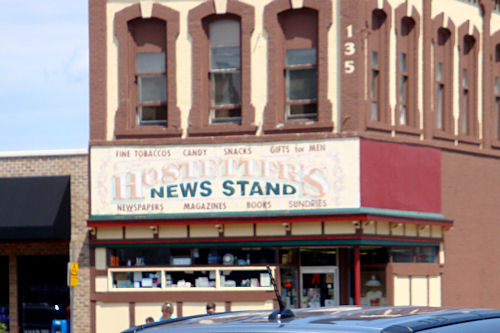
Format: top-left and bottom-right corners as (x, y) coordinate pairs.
(122, 306), (500, 333)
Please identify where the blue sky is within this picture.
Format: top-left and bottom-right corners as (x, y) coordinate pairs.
(0, 1), (89, 152)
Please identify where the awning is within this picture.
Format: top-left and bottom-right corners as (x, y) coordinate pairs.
(0, 176), (71, 240)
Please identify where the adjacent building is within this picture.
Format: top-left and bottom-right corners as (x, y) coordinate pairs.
(87, 0), (500, 332)
(0, 150), (89, 333)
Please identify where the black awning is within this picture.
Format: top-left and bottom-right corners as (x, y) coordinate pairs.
(0, 176), (71, 240)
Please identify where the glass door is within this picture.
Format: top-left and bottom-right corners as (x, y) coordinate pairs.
(300, 266), (339, 308)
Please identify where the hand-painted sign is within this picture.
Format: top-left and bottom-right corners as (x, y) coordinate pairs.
(90, 138), (360, 218)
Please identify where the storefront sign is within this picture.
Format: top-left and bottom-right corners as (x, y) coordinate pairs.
(90, 138), (360, 217)
(68, 262), (78, 287)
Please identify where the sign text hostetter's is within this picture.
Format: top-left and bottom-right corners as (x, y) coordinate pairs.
(90, 138), (360, 217)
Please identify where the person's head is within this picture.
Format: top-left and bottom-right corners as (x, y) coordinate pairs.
(206, 302), (216, 314)
(161, 302), (174, 318)
(145, 317), (154, 324)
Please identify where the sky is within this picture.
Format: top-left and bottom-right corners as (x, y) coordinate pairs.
(0, 1), (89, 152)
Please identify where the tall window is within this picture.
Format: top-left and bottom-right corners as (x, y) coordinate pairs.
(398, 51), (409, 125)
(395, 6), (419, 129)
(495, 76), (500, 140)
(460, 67), (470, 134)
(263, 0), (332, 133)
(114, 4), (181, 138)
(135, 49), (167, 125)
(435, 28), (451, 131)
(279, 9), (318, 121)
(285, 47), (317, 120)
(131, 19), (167, 125)
(188, 0), (256, 136)
(458, 31), (478, 139)
(366, 5), (390, 128)
(494, 45), (500, 141)
(370, 50), (380, 121)
(209, 19), (241, 124)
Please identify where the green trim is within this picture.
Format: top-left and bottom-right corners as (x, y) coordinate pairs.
(91, 207), (444, 221)
(90, 239), (440, 248)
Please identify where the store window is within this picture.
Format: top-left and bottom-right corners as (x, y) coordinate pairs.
(264, 0), (332, 133)
(188, 0), (256, 136)
(361, 267), (386, 306)
(0, 257), (8, 332)
(114, 4), (181, 138)
(391, 246), (438, 263)
(359, 248), (388, 307)
(366, 1), (391, 129)
(395, 4), (419, 129)
(109, 247), (277, 267)
(458, 23), (479, 141)
(432, 17), (455, 137)
(300, 248), (337, 266)
(18, 256), (69, 332)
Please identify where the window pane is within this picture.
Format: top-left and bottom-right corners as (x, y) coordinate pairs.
(437, 83), (444, 129)
(400, 52), (407, 72)
(211, 46), (240, 70)
(137, 52), (165, 73)
(416, 247), (437, 263)
(399, 104), (407, 125)
(462, 69), (468, 87)
(286, 48), (317, 66)
(371, 51), (379, 67)
(287, 104), (317, 120)
(371, 102), (378, 121)
(211, 72), (241, 106)
(138, 75), (167, 103)
(287, 68), (317, 101)
(137, 106), (167, 124)
(209, 20), (240, 48)
(495, 97), (500, 139)
(392, 248), (414, 263)
(461, 89), (468, 134)
(211, 108), (241, 123)
(399, 75), (407, 102)
(371, 70), (378, 98)
(495, 77), (500, 95)
(437, 62), (443, 81)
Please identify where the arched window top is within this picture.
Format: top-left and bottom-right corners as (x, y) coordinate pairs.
(129, 18), (166, 51)
(463, 35), (476, 54)
(371, 9), (388, 32)
(437, 27), (451, 46)
(401, 16), (415, 36)
(278, 8), (318, 49)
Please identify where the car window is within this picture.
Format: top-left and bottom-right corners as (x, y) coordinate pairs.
(420, 318), (500, 333)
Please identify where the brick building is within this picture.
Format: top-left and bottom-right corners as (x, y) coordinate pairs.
(0, 150), (89, 333)
(88, 0), (500, 332)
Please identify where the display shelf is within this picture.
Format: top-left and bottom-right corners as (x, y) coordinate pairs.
(108, 266), (276, 292)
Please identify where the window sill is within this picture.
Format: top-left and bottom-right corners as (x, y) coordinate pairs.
(394, 125), (422, 136)
(432, 130), (455, 142)
(188, 123), (258, 137)
(366, 121), (392, 133)
(263, 120), (333, 134)
(491, 140), (500, 150)
(457, 134), (480, 146)
(115, 126), (182, 139)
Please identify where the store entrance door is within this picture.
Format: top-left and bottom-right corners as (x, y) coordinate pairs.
(300, 266), (339, 308)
